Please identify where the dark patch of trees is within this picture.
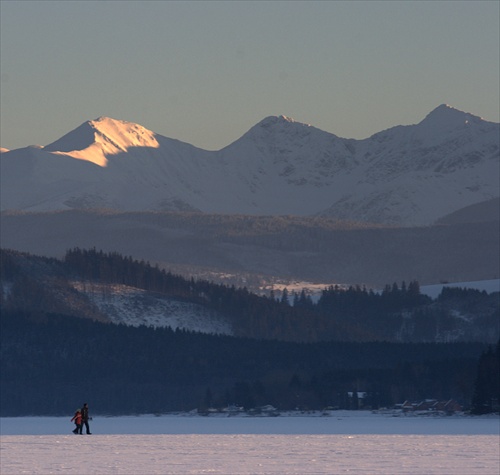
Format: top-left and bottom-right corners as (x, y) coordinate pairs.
(0, 307), (487, 416)
(471, 341), (500, 414)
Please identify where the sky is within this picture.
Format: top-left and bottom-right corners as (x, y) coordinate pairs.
(1, 0), (499, 151)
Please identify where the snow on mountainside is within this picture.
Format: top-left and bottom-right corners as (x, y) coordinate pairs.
(1, 105), (498, 225)
(70, 281), (233, 335)
(43, 117), (161, 166)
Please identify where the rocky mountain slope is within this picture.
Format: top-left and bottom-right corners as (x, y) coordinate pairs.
(1, 105), (498, 226)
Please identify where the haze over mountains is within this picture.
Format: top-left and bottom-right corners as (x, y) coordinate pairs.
(1, 104), (498, 226)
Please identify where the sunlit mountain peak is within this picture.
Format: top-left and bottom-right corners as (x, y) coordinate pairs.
(43, 116), (160, 166)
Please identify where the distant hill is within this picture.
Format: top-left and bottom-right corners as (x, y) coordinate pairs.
(1, 248), (498, 344)
(1, 210), (498, 289)
(436, 197), (500, 224)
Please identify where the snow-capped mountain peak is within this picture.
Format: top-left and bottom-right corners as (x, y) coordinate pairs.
(258, 115), (299, 126)
(87, 116), (160, 151)
(239, 115), (332, 150)
(247, 115), (314, 135)
(418, 103), (483, 131)
(43, 116), (160, 166)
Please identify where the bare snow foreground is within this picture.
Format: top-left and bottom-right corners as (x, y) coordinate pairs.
(2, 434), (498, 475)
(1, 412), (499, 474)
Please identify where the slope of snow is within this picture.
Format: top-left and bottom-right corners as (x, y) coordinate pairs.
(71, 282), (232, 335)
(1, 105), (498, 225)
(44, 117), (161, 166)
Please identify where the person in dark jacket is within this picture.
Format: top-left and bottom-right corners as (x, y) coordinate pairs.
(80, 403), (92, 434)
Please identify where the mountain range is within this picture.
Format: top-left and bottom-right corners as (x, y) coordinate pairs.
(2, 106), (498, 418)
(2, 104), (499, 226)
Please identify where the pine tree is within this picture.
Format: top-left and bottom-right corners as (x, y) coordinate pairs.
(471, 341), (500, 414)
(281, 288), (289, 306)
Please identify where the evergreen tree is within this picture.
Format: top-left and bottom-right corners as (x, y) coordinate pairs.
(281, 288), (289, 306)
(351, 390), (359, 410)
(204, 388), (213, 409)
(471, 341), (500, 414)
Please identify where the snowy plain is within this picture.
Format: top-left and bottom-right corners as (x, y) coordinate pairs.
(1, 412), (499, 474)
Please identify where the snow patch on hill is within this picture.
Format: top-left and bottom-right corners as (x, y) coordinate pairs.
(71, 282), (233, 335)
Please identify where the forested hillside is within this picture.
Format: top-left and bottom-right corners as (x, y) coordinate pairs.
(0, 308), (490, 416)
(1, 248), (498, 343)
(1, 248), (498, 416)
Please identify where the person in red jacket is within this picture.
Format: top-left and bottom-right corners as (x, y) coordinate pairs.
(71, 410), (82, 434)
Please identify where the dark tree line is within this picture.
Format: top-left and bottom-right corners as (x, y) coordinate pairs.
(317, 281), (428, 315)
(0, 307), (487, 416)
(62, 248), (499, 343)
(471, 341), (500, 414)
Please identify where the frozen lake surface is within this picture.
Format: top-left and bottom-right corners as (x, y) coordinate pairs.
(1, 412), (499, 474)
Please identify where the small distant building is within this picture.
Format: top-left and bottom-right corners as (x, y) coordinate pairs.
(259, 405), (279, 416)
(246, 405), (279, 416)
(347, 391), (367, 409)
(396, 400), (417, 412)
(435, 399), (463, 414)
(396, 398), (462, 414)
(415, 399), (439, 411)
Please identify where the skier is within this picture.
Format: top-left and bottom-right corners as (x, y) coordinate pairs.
(70, 409), (82, 434)
(80, 403), (92, 434)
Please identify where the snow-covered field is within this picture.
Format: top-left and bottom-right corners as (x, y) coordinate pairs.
(1, 412), (499, 474)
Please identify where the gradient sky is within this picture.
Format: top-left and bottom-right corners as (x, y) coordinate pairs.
(1, 0), (499, 151)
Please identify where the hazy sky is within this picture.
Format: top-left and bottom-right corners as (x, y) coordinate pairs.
(1, 0), (499, 151)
